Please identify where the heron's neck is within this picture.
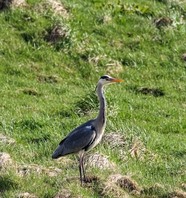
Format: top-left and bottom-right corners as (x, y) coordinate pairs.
(96, 83), (106, 127)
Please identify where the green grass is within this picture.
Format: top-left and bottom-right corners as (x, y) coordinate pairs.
(0, 0), (186, 197)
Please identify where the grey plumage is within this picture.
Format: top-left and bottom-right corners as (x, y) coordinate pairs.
(52, 75), (123, 184)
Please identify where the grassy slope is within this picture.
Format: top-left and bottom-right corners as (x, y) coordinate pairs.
(0, 0), (186, 197)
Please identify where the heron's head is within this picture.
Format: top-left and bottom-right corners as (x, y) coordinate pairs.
(98, 75), (123, 86)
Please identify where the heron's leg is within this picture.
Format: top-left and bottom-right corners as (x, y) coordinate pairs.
(79, 150), (85, 185)
(81, 153), (86, 181)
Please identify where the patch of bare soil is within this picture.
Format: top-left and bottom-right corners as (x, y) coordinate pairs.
(118, 176), (141, 195)
(38, 74), (58, 83)
(107, 174), (141, 196)
(154, 17), (171, 29)
(22, 88), (41, 96)
(84, 152), (116, 170)
(138, 87), (165, 97)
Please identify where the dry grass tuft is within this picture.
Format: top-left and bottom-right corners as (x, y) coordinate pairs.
(12, 0), (26, 7)
(16, 192), (38, 198)
(53, 189), (72, 198)
(168, 190), (186, 198)
(17, 164), (62, 177)
(47, 0), (69, 17)
(84, 152), (116, 170)
(181, 183), (186, 191)
(0, 133), (15, 144)
(102, 132), (126, 148)
(106, 60), (123, 75)
(0, 152), (13, 170)
(129, 139), (157, 161)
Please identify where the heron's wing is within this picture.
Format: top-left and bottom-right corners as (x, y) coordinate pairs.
(52, 124), (96, 158)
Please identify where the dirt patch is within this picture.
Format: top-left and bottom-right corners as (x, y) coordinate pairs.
(107, 174), (141, 196)
(138, 87), (165, 97)
(118, 176), (141, 194)
(84, 152), (116, 170)
(38, 74), (58, 83)
(22, 88), (41, 96)
(154, 17), (171, 28)
(142, 183), (165, 196)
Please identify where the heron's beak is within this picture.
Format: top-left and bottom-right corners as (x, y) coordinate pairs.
(110, 78), (124, 83)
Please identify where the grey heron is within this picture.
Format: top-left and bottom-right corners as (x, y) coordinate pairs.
(52, 75), (123, 184)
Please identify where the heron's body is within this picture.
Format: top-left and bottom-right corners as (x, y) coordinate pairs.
(52, 75), (123, 184)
